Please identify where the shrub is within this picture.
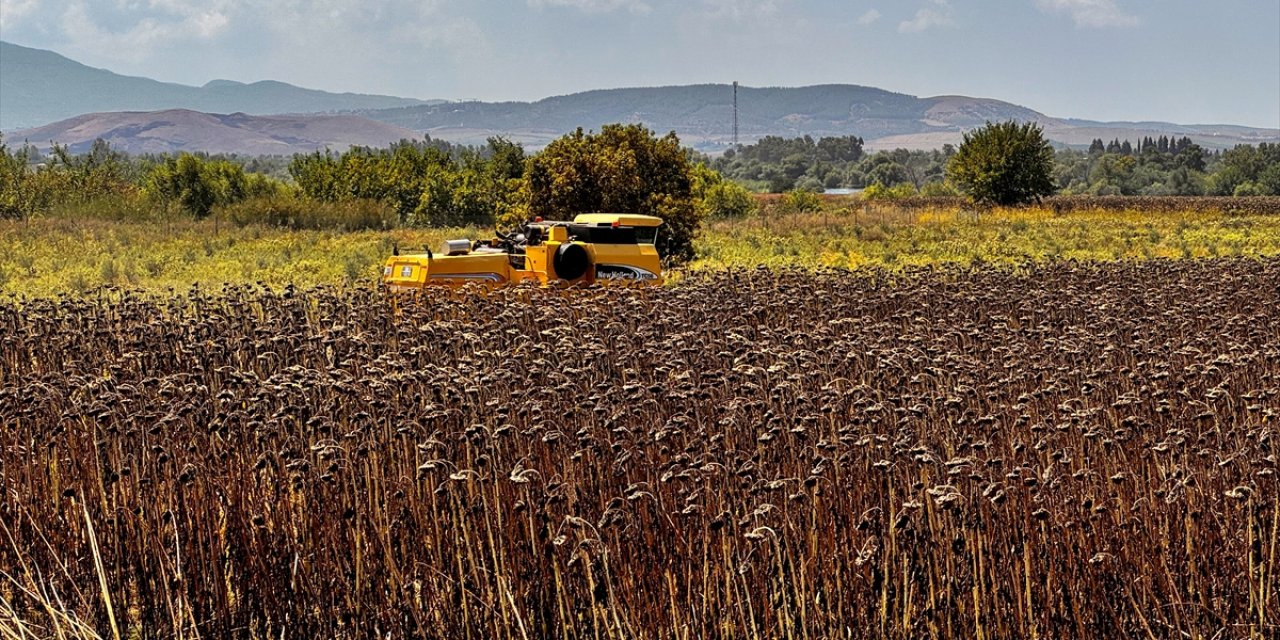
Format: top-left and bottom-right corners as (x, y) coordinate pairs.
(862, 182), (917, 202)
(217, 195), (397, 231)
(1233, 182), (1266, 197)
(919, 181), (960, 197)
(2, 138), (138, 220)
(44, 191), (168, 223)
(795, 176), (826, 193)
(145, 153), (284, 218)
(701, 181), (758, 218)
(782, 189), (822, 213)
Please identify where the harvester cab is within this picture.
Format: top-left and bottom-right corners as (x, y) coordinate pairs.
(382, 213), (663, 290)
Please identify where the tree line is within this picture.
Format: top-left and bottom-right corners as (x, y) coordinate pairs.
(4, 122), (1276, 266)
(710, 133), (1280, 197)
(0, 126), (762, 264)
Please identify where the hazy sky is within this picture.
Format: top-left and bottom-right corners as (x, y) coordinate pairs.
(1, 1), (1277, 127)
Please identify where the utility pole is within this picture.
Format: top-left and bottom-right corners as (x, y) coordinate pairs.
(732, 81), (739, 149)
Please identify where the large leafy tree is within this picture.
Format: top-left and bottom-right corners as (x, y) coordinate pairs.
(522, 124), (703, 264)
(947, 121), (1056, 206)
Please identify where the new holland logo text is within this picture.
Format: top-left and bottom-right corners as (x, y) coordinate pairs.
(596, 265), (657, 281)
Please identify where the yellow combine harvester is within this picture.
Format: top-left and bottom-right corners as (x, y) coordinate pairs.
(382, 213), (664, 289)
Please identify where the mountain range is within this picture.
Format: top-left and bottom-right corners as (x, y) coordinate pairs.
(10, 109), (420, 156)
(3, 40), (1277, 155)
(0, 41), (432, 131)
(361, 86), (1280, 151)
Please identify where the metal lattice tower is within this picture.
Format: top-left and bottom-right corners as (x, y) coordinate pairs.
(732, 81), (739, 149)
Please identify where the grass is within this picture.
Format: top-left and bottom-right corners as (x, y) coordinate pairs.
(692, 205), (1280, 271)
(0, 216), (468, 297)
(3, 204), (1280, 297)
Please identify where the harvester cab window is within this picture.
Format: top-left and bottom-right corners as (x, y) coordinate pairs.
(567, 224), (638, 245)
(635, 227), (657, 245)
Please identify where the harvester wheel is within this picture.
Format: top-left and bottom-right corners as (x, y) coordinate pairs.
(554, 243), (591, 281)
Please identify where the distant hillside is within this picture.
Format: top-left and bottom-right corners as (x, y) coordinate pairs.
(4, 42), (1276, 153)
(0, 41), (432, 130)
(359, 84), (1280, 152)
(363, 84), (951, 147)
(7, 110), (422, 155)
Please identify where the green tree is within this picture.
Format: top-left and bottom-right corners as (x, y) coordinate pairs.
(0, 139), (142, 220)
(413, 163), (461, 226)
(289, 142), (506, 225)
(1259, 162), (1280, 195)
(1089, 154), (1137, 195)
(1166, 167), (1205, 196)
(866, 157), (910, 188)
(764, 168), (796, 193)
(1175, 144), (1206, 173)
(0, 135), (34, 220)
(1208, 145), (1261, 195)
(1208, 143), (1280, 196)
(289, 150), (344, 202)
(919, 180), (960, 197)
(946, 121), (1056, 206)
(48, 139), (136, 198)
(702, 181), (757, 218)
(412, 162), (499, 227)
(1232, 182), (1266, 197)
(782, 188), (823, 212)
(145, 154), (218, 217)
(690, 164), (757, 218)
(524, 124), (703, 264)
(816, 135), (865, 163)
(145, 153), (263, 217)
(486, 137), (526, 181)
(862, 182), (917, 202)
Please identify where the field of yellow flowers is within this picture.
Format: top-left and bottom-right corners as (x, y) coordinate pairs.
(692, 204), (1280, 272)
(3, 204), (1280, 296)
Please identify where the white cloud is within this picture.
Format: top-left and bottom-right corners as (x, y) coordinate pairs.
(0, 0), (40, 28)
(857, 8), (881, 26)
(699, 0), (785, 21)
(1035, 0), (1138, 28)
(243, 1), (493, 95)
(390, 11), (491, 61)
(56, 0), (232, 62)
(9, 1), (488, 75)
(527, 0), (651, 14)
(899, 0), (953, 33)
